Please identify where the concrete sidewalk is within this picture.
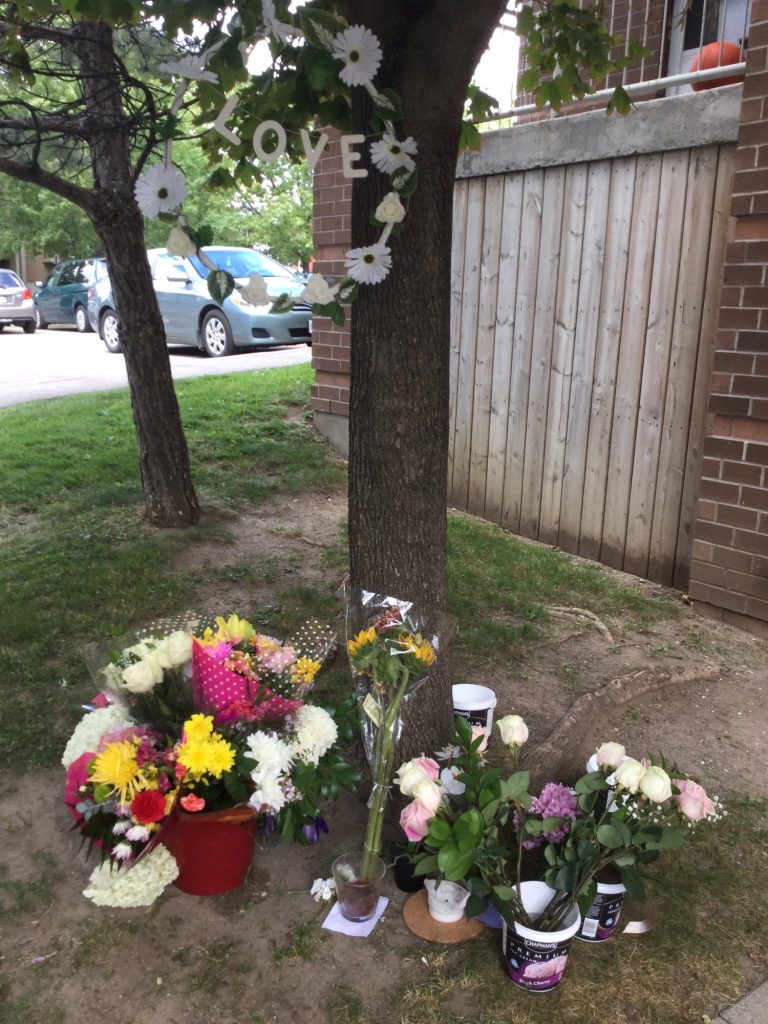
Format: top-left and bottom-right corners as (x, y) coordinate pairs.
(712, 980), (768, 1023)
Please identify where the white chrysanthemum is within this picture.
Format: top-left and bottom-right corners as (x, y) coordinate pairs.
(83, 845), (179, 908)
(134, 164), (187, 219)
(262, 0), (294, 44)
(112, 842), (134, 862)
(62, 705), (133, 768)
(332, 25), (382, 87)
(249, 773), (287, 814)
(246, 731), (294, 775)
(291, 705), (337, 766)
(112, 820), (130, 836)
(369, 132), (417, 175)
(125, 825), (151, 843)
(158, 55), (218, 84)
(344, 243), (392, 286)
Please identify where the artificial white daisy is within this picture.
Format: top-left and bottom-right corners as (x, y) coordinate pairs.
(158, 55), (217, 84)
(344, 243), (392, 285)
(369, 132), (417, 175)
(262, 0), (295, 44)
(134, 164), (187, 219)
(332, 24), (382, 87)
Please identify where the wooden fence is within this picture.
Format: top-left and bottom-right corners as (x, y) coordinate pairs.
(448, 142), (735, 588)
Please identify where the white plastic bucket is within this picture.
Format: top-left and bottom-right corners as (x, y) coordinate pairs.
(502, 881), (581, 992)
(452, 683), (497, 741)
(577, 881), (626, 943)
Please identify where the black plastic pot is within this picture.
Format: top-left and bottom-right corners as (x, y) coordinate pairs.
(393, 854), (425, 893)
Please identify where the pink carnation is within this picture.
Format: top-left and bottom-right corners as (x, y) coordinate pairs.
(675, 779), (715, 821)
(399, 800), (435, 842)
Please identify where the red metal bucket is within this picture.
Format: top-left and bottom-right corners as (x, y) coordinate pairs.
(162, 806), (257, 896)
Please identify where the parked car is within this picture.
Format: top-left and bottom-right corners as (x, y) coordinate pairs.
(34, 257), (108, 332)
(88, 247), (312, 356)
(0, 269), (35, 333)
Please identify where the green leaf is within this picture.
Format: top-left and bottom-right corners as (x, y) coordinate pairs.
(454, 715), (472, 746)
(503, 771), (530, 800)
(207, 269), (235, 303)
(620, 865), (646, 902)
(454, 809), (484, 852)
(459, 120), (482, 154)
(303, 49), (338, 91)
(412, 855), (438, 877)
(269, 293), (295, 315)
(336, 278), (358, 304)
(607, 85), (632, 116)
(596, 824), (625, 849)
(544, 843), (558, 867)
(613, 852), (636, 867)
(555, 862), (579, 892)
(427, 817), (452, 847)
(577, 880), (597, 915)
(492, 884), (516, 902)
(372, 88), (404, 122)
(436, 842), (474, 881)
(299, 8), (345, 50)
(391, 166), (418, 198)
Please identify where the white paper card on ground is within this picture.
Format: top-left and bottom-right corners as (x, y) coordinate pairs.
(322, 897), (389, 937)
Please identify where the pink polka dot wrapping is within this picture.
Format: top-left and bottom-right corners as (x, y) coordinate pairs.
(192, 641), (252, 713)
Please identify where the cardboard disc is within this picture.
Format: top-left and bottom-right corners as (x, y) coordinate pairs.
(402, 890), (486, 943)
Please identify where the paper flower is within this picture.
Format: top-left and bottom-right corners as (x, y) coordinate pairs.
(370, 132), (417, 175)
(375, 192), (406, 224)
(166, 227), (197, 259)
(262, 0), (294, 44)
(344, 243), (392, 285)
(134, 164), (187, 219)
(158, 55), (217, 84)
(301, 274), (334, 306)
(239, 274), (270, 306)
(332, 25), (382, 87)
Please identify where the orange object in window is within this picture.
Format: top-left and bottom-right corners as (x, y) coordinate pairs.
(690, 41), (745, 91)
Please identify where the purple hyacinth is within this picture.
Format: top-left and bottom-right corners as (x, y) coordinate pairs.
(523, 783), (579, 849)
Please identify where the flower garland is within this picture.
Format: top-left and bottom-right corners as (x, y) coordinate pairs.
(136, 3), (416, 323)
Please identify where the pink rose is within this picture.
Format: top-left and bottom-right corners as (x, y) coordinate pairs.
(675, 779), (714, 821)
(471, 725), (489, 753)
(412, 756), (440, 781)
(399, 800), (435, 842)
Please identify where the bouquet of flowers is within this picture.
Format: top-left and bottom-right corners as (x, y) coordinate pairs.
(345, 590), (442, 877)
(63, 614), (358, 907)
(396, 716), (724, 930)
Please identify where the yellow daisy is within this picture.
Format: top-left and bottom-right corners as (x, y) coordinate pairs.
(88, 740), (149, 805)
(347, 627), (377, 657)
(205, 736), (236, 778)
(183, 714), (214, 743)
(399, 632), (436, 666)
(177, 740), (210, 778)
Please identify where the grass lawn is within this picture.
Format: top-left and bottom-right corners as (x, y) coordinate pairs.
(0, 366), (765, 1024)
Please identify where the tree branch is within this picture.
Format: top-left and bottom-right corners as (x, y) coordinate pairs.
(0, 156), (94, 213)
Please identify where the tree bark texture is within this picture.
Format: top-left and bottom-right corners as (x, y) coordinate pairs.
(71, 22), (200, 527)
(343, 1), (507, 759)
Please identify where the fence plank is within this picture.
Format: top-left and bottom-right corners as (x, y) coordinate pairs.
(485, 174), (524, 522)
(519, 165), (566, 539)
(674, 144), (735, 589)
(600, 153), (663, 569)
(539, 162), (589, 545)
(648, 145), (719, 584)
(449, 177), (485, 508)
(558, 159), (612, 553)
(468, 175), (504, 514)
(579, 157), (637, 561)
(624, 148), (691, 579)
(501, 168), (545, 534)
(448, 180), (470, 487)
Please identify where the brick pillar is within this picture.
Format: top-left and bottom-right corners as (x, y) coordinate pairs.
(689, 0), (768, 638)
(310, 131), (352, 457)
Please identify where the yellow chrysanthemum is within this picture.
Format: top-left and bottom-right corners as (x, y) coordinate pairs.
(399, 632), (437, 666)
(88, 740), (149, 805)
(347, 627), (377, 657)
(177, 740), (210, 778)
(291, 656), (321, 686)
(183, 713), (214, 743)
(205, 736), (236, 778)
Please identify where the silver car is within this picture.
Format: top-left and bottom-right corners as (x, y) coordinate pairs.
(0, 269), (35, 333)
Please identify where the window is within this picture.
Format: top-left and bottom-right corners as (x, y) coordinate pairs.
(188, 248), (294, 281)
(0, 270), (22, 288)
(669, 0), (751, 87)
(57, 260), (89, 286)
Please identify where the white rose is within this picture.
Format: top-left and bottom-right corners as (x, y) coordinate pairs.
(375, 191), (406, 224)
(496, 714), (528, 748)
(639, 765), (672, 804)
(596, 742), (626, 770)
(166, 226), (197, 258)
(395, 762), (429, 798)
(149, 638), (173, 670)
(141, 650), (166, 684)
(614, 758), (647, 794)
(300, 274), (334, 306)
(121, 660), (157, 693)
(166, 630), (192, 666)
(239, 273), (270, 306)
(411, 777), (442, 814)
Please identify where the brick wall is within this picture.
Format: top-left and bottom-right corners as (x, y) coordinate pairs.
(689, 0), (768, 637)
(310, 131), (352, 446)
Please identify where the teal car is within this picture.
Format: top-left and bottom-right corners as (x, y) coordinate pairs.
(34, 257), (107, 332)
(88, 247), (312, 356)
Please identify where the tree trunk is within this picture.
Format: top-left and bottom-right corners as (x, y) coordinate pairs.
(73, 21), (200, 527)
(344, 1), (506, 758)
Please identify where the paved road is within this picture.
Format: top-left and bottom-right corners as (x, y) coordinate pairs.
(0, 325), (312, 409)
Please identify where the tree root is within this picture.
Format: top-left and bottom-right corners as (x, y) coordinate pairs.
(524, 664), (721, 787)
(548, 606), (615, 645)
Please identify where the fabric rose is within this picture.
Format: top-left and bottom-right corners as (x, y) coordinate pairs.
(675, 779), (715, 821)
(166, 226), (197, 258)
(301, 274), (334, 306)
(399, 800), (435, 842)
(120, 660), (157, 693)
(239, 274), (270, 306)
(639, 765), (672, 804)
(496, 714), (528, 748)
(375, 191), (406, 224)
(596, 742), (626, 770)
(614, 757), (647, 794)
(410, 776), (442, 814)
